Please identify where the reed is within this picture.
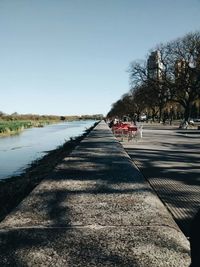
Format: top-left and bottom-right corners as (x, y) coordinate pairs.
(0, 121), (31, 134)
(0, 120), (52, 135)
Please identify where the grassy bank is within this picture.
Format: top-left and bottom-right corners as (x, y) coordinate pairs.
(0, 121), (31, 135)
(0, 120), (59, 136)
(0, 113), (103, 136)
(0, 121), (99, 222)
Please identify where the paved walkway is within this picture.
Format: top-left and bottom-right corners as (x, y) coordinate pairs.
(0, 122), (190, 266)
(122, 125), (200, 238)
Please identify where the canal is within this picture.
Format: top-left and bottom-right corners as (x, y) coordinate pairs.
(0, 120), (96, 180)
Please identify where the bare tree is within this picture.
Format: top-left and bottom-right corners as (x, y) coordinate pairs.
(129, 53), (169, 122)
(159, 32), (200, 121)
(107, 31), (200, 123)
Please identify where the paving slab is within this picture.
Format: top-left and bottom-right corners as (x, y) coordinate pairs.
(0, 121), (190, 266)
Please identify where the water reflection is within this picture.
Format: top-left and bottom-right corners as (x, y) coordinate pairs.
(0, 120), (95, 179)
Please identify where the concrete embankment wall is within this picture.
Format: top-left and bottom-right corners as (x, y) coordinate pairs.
(0, 121), (190, 266)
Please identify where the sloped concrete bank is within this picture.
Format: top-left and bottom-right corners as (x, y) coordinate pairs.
(0, 122), (99, 223)
(0, 121), (190, 266)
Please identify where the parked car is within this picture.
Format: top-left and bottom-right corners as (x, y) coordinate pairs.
(189, 118), (200, 125)
(140, 114), (147, 122)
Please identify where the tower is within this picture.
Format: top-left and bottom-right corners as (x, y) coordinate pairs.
(147, 50), (163, 80)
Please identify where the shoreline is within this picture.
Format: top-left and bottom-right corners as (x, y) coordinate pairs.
(0, 121), (99, 222)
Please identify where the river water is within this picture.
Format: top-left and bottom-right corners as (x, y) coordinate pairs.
(0, 120), (96, 180)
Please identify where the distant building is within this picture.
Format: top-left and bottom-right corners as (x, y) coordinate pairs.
(147, 50), (163, 80)
(174, 59), (186, 79)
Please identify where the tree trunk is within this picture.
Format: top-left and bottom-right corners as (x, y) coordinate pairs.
(184, 103), (191, 122)
(159, 105), (163, 123)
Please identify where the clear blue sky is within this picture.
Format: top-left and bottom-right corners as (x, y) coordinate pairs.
(1, 0), (200, 116)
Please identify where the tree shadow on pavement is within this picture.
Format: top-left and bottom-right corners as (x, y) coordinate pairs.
(125, 138), (200, 237)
